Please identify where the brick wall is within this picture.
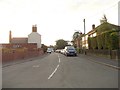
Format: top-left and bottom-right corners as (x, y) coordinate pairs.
(2, 44), (44, 63)
(85, 49), (120, 60)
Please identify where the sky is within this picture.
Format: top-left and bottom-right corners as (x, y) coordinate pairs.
(0, 0), (119, 46)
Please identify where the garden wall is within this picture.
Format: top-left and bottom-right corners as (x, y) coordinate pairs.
(2, 44), (44, 63)
(85, 49), (120, 60)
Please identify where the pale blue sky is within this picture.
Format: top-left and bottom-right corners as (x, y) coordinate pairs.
(0, 0), (119, 45)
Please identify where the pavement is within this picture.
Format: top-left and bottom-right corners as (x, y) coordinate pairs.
(78, 54), (119, 70)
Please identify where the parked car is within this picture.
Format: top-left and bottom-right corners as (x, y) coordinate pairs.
(55, 49), (61, 53)
(60, 49), (65, 54)
(64, 46), (77, 56)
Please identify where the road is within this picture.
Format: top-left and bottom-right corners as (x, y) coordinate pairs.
(2, 52), (118, 88)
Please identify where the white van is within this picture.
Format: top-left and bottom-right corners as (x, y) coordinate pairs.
(47, 48), (53, 53)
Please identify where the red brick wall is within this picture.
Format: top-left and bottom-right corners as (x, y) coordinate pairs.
(2, 44), (44, 63)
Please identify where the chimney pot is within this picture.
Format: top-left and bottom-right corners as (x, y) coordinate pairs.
(32, 25), (37, 32)
(92, 24), (95, 30)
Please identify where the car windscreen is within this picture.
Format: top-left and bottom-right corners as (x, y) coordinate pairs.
(67, 47), (75, 50)
(68, 48), (75, 50)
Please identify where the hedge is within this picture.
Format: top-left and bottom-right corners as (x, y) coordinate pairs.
(88, 30), (119, 50)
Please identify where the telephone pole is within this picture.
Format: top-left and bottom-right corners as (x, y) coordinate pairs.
(118, 1), (120, 61)
(83, 19), (86, 54)
(83, 19), (85, 34)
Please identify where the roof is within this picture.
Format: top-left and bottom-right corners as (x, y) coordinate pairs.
(11, 37), (28, 44)
(87, 22), (120, 35)
(87, 29), (96, 35)
(95, 22), (120, 34)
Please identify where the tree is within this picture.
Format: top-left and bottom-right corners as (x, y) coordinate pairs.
(72, 31), (83, 49)
(41, 44), (47, 52)
(73, 32), (80, 40)
(56, 39), (68, 49)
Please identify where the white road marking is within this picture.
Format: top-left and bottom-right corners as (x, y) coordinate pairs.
(33, 65), (39, 68)
(48, 64), (59, 79)
(59, 58), (61, 63)
(58, 55), (60, 63)
(48, 54), (61, 80)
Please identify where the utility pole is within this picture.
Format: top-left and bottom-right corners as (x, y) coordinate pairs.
(118, 1), (120, 61)
(118, 1), (120, 50)
(83, 19), (86, 34)
(83, 19), (86, 54)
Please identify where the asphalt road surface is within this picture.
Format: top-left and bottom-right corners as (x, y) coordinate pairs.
(2, 52), (118, 88)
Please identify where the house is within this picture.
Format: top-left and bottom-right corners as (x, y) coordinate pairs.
(9, 31), (28, 44)
(10, 38), (28, 44)
(28, 25), (41, 48)
(82, 34), (88, 49)
(82, 24), (96, 49)
(9, 25), (41, 48)
(81, 22), (120, 49)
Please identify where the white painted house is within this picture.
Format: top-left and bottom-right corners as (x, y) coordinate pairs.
(82, 34), (89, 49)
(28, 25), (41, 48)
(82, 24), (96, 49)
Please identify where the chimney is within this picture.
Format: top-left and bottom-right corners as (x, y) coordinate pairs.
(9, 30), (12, 43)
(92, 24), (95, 30)
(32, 25), (37, 32)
